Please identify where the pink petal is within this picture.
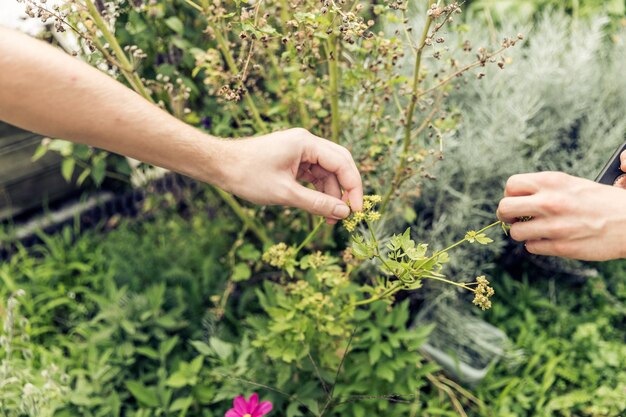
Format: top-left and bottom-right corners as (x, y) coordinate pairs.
(233, 396), (247, 412)
(254, 401), (273, 416)
(246, 393), (259, 413)
(225, 410), (242, 417)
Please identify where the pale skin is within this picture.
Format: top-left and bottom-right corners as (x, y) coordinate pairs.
(497, 156), (626, 261)
(0, 27), (363, 223)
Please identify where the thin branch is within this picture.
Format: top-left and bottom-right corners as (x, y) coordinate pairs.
(319, 326), (358, 416)
(307, 351), (330, 395)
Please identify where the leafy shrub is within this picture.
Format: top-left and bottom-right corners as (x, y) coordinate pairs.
(476, 264), (626, 416)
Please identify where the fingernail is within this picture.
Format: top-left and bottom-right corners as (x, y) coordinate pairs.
(332, 204), (350, 219)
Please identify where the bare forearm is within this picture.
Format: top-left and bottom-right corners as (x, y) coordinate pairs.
(0, 27), (363, 220)
(0, 26), (224, 184)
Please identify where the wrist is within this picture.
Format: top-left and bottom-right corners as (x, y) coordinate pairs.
(185, 133), (231, 188)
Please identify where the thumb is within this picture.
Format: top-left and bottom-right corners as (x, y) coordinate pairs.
(291, 184), (351, 219)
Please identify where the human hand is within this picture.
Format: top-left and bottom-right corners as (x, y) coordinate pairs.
(497, 172), (626, 261)
(214, 128), (363, 224)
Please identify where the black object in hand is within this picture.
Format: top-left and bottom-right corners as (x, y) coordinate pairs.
(595, 140), (626, 186)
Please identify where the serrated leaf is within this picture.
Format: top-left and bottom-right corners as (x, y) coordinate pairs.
(475, 234), (493, 245)
(209, 337), (233, 360)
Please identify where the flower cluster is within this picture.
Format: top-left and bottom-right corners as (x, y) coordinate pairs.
(261, 243), (295, 268)
(472, 275), (495, 311)
(343, 195), (382, 232)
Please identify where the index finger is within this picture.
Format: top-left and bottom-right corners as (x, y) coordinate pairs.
(304, 139), (364, 212)
(504, 174), (540, 197)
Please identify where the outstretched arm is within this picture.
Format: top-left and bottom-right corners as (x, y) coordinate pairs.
(0, 26), (363, 221)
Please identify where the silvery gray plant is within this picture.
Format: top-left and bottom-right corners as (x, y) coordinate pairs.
(413, 10), (626, 277)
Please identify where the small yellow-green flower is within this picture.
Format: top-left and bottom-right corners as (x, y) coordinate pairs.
(262, 243), (295, 268)
(472, 275), (495, 310)
(367, 211), (381, 222)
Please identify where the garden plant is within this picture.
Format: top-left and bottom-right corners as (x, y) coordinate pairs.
(2, 0), (626, 416)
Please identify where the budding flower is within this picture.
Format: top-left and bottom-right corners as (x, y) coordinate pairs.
(262, 243), (295, 268)
(472, 275), (494, 310)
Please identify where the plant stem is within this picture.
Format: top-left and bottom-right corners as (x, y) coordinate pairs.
(295, 218), (325, 254)
(422, 274), (473, 292)
(84, 0), (153, 102)
(327, 36), (341, 143)
(279, 0), (290, 26)
(429, 221), (502, 261)
(215, 188), (271, 245)
(381, 0), (435, 212)
(352, 282), (404, 306)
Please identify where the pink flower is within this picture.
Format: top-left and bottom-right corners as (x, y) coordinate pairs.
(225, 393), (273, 417)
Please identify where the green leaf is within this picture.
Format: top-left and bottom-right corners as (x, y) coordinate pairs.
(287, 401), (303, 417)
(232, 262), (251, 282)
(190, 355), (204, 374)
(475, 234), (494, 245)
(369, 343), (381, 364)
(165, 16), (184, 34)
(190, 340), (212, 355)
(375, 364), (394, 382)
(465, 231), (493, 244)
(136, 347), (159, 360)
(61, 158), (75, 182)
(32, 144), (48, 161)
(48, 139), (73, 156)
(170, 397), (193, 412)
(238, 243), (261, 261)
(210, 337), (233, 360)
(166, 372), (189, 388)
(92, 157), (107, 186)
(160, 336), (179, 357)
(126, 381), (160, 407)
(77, 168), (91, 186)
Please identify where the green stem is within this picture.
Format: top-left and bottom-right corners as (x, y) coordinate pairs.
(429, 221), (502, 261)
(279, 0), (290, 26)
(422, 274), (474, 292)
(295, 218), (325, 254)
(215, 188), (271, 245)
(352, 282), (404, 306)
(84, 0), (153, 102)
(381, 0), (435, 212)
(327, 36), (341, 143)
